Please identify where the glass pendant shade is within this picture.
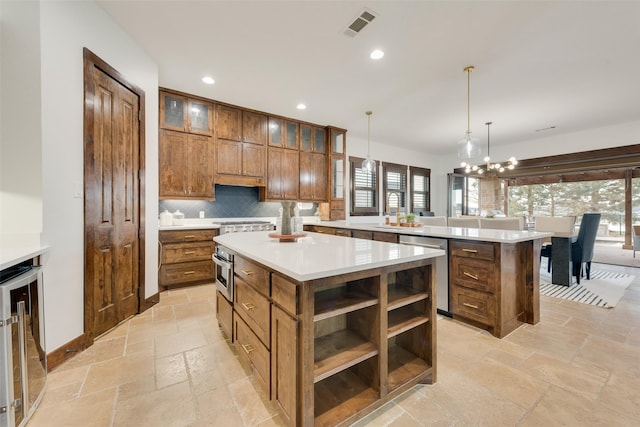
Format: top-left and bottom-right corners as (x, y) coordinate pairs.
(457, 132), (481, 159)
(361, 156), (376, 172)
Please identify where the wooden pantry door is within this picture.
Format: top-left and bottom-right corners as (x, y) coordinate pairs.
(83, 48), (145, 340)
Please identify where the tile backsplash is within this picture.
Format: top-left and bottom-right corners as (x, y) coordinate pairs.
(159, 185), (317, 219)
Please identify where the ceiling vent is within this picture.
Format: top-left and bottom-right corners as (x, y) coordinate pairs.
(344, 8), (377, 37)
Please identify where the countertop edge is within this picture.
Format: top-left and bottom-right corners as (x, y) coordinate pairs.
(1, 245), (51, 271)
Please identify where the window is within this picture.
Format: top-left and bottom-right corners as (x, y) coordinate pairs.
(350, 156), (379, 215)
(382, 162), (407, 214)
(410, 166), (431, 213)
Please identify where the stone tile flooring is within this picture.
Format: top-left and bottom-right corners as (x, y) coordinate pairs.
(27, 263), (640, 426)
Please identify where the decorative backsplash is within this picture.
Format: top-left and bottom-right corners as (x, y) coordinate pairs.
(159, 185), (317, 219)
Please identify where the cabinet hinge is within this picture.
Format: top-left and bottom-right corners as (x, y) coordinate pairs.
(0, 315), (19, 327)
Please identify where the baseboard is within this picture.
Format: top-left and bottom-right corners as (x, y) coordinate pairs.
(46, 334), (90, 372)
(140, 291), (160, 312)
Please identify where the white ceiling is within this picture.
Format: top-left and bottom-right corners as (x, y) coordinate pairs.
(97, 0), (640, 156)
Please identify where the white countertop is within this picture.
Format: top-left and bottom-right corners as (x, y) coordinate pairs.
(310, 220), (551, 243)
(214, 231), (445, 282)
(1, 234), (50, 270)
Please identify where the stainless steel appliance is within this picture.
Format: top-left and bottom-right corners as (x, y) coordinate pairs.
(213, 245), (234, 302)
(399, 235), (450, 316)
(216, 221), (273, 234)
(0, 265), (46, 427)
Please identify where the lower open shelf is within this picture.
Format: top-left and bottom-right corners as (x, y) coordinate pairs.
(314, 329), (378, 382)
(314, 367), (379, 427)
(388, 344), (431, 392)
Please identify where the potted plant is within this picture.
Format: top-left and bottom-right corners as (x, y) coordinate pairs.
(405, 213), (416, 224)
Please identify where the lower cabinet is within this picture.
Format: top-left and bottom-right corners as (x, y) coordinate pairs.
(216, 290), (233, 340)
(271, 305), (298, 425)
(159, 229), (217, 288)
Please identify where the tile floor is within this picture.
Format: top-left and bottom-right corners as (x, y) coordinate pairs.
(27, 263), (640, 426)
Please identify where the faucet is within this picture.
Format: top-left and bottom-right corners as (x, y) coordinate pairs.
(386, 191), (402, 216)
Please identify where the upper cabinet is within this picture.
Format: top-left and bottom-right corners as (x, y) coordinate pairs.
(269, 117), (299, 149)
(160, 91), (213, 135)
(215, 105), (267, 186)
(300, 124), (326, 153)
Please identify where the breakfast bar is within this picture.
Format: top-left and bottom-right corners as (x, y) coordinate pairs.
(214, 231), (444, 426)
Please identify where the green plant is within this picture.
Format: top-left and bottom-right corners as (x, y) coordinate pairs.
(405, 213), (416, 222)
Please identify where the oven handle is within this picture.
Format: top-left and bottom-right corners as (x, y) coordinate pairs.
(212, 254), (233, 269)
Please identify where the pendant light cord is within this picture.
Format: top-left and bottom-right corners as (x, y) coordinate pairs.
(366, 111), (372, 156)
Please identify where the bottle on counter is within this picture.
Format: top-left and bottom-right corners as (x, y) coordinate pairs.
(172, 210), (185, 226)
(159, 209), (173, 226)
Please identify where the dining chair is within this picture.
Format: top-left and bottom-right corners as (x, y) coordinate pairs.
(535, 216), (576, 272)
(633, 225), (640, 258)
(571, 213), (601, 284)
(479, 217), (523, 230)
(417, 216), (447, 226)
(447, 217), (480, 228)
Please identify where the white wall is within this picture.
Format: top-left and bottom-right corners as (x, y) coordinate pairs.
(40, 0), (158, 352)
(0, 0), (43, 235)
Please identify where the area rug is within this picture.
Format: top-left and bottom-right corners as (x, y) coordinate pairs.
(539, 261), (635, 308)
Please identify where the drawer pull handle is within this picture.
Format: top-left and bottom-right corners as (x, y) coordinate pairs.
(241, 343), (255, 355)
(463, 271), (479, 280)
(183, 271), (196, 275)
(462, 248), (478, 253)
(184, 235), (196, 239)
(241, 270), (254, 276)
(184, 251), (196, 255)
(241, 302), (256, 311)
(463, 302), (479, 309)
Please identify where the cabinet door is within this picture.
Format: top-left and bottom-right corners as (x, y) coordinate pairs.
(300, 152), (327, 201)
(242, 110), (267, 145)
(266, 147), (283, 199)
(187, 134), (214, 197)
(216, 104), (242, 141)
(187, 99), (213, 135)
(299, 151), (313, 200)
(330, 128), (345, 155)
(285, 121), (299, 149)
(216, 139), (242, 175)
(272, 305), (298, 426)
(269, 117), (284, 146)
(314, 127), (326, 153)
(331, 156), (344, 199)
(242, 142), (265, 177)
(282, 149), (299, 200)
(159, 130), (188, 197)
(300, 124), (312, 151)
(160, 92), (187, 132)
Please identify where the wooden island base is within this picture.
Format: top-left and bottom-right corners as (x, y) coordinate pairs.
(217, 253), (437, 426)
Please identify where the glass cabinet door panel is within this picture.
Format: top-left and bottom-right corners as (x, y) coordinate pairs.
(301, 125), (312, 151)
(269, 118), (283, 146)
(332, 130), (344, 154)
(314, 128), (326, 153)
(332, 157), (344, 198)
(163, 94), (185, 129)
(285, 121), (299, 149)
(189, 101), (210, 133)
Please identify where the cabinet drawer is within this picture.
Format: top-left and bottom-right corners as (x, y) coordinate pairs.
(373, 231), (398, 243)
(159, 260), (214, 285)
(450, 257), (495, 293)
(235, 277), (271, 348)
(335, 228), (352, 237)
(450, 240), (496, 261)
(352, 230), (373, 240)
(451, 286), (495, 326)
(216, 291), (233, 340)
(162, 241), (215, 263)
(159, 229), (218, 243)
(272, 274), (298, 316)
(235, 256), (270, 295)
(234, 314), (270, 394)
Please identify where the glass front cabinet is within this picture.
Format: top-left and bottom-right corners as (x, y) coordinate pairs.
(328, 127), (347, 220)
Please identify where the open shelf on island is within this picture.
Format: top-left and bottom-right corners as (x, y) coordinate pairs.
(314, 289), (378, 322)
(314, 329), (378, 382)
(388, 307), (429, 338)
(388, 343), (431, 392)
(314, 365), (379, 427)
(387, 286), (428, 311)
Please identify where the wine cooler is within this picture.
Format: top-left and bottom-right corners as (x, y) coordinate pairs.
(0, 265), (46, 427)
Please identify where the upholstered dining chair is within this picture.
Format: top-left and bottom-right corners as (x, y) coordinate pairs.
(633, 225), (640, 258)
(447, 217), (480, 228)
(570, 213), (601, 284)
(535, 216), (576, 272)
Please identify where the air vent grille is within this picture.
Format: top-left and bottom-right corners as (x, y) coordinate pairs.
(344, 8), (377, 37)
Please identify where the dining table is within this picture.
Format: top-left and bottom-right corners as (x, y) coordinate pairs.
(550, 231), (579, 286)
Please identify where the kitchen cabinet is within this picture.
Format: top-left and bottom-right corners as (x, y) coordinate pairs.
(215, 105), (267, 186)
(159, 129), (214, 200)
(299, 151), (327, 202)
(159, 229), (217, 288)
(325, 127), (347, 220)
(300, 124), (326, 153)
(159, 91), (213, 135)
(264, 147), (299, 200)
(269, 117), (299, 149)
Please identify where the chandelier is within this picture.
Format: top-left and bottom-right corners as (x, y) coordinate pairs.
(463, 121), (517, 174)
(361, 111), (376, 172)
(457, 66), (481, 160)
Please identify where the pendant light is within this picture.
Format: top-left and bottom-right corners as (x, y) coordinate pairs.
(361, 111), (376, 172)
(457, 65), (481, 160)
(464, 121), (518, 174)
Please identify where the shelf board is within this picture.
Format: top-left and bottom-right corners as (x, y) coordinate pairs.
(314, 329), (378, 383)
(314, 368), (379, 427)
(387, 344), (431, 392)
(314, 291), (378, 322)
(387, 287), (428, 311)
(387, 308), (429, 338)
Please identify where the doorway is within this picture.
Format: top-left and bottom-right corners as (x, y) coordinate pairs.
(83, 48), (145, 341)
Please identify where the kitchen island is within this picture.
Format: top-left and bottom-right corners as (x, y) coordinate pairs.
(214, 231), (444, 427)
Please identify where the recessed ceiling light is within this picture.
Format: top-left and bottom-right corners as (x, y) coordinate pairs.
(297, 103), (306, 110)
(370, 49), (384, 60)
(202, 76), (215, 85)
